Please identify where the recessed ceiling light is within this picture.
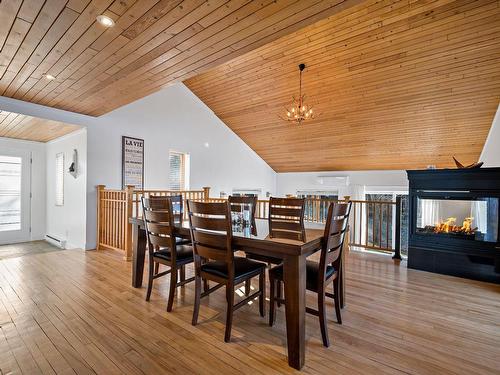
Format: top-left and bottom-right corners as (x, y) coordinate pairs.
(96, 15), (115, 27)
(43, 73), (56, 80)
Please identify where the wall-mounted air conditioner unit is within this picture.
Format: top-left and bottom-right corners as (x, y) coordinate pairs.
(316, 176), (349, 186)
(232, 188), (262, 196)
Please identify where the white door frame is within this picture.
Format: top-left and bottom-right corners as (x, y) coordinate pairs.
(0, 148), (31, 245)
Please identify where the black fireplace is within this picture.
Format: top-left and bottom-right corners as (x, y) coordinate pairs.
(407, 168), (500, 283)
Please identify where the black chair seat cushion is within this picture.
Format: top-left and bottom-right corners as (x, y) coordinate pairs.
(153, 245), (193, 264)
(270, 260), (337, 291)
(201, 257), (265, 281)
(176, 237), (191, 245)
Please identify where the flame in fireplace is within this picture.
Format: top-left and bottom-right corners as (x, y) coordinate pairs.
(434, 217), (476, 234)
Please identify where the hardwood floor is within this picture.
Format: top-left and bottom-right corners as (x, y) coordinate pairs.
(0, 241), (62, 260)
(0, 247), (499, 374)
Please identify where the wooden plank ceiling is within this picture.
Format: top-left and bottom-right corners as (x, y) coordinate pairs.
(0, 0), (362, 117)
(185, 0), (500, 171)
(0, 110), (80, 142)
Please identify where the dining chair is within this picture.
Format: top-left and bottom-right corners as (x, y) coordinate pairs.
(142, 196), (195, 311)
(187, 200), (266, 342)
(269, 197), (306, 241)
(150, 195), (190, 276)
(268, 201), (351, 347)
(169, 194), (184, 223)
(245, 197), (307, 298)
(169, 194), (192, 244)
(229, 195), (262, 295)
(228, 195), (257, 236)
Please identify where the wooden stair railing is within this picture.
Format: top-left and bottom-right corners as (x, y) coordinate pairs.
(96, 185), (135, 260)
(96, 186), (210, 260)
(97, 186), (401, 260)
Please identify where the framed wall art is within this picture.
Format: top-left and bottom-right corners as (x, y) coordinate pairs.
(122, 136), (144, 189)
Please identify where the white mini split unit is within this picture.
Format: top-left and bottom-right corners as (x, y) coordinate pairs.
(232, 188), (262, 196)
(316, 176), (349, 187)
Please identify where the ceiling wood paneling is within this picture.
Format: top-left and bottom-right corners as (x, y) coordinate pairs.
(0, 110), (80, 142)
(185, 0), (500, 172)
(0, 0), (362, 116)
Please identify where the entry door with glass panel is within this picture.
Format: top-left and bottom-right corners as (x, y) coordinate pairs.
(0, 150), (31, 244)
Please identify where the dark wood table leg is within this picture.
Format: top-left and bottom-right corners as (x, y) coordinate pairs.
(132, 224), (147, 288)
(180, 265), (186, 282)
(283, 254), (306, 370)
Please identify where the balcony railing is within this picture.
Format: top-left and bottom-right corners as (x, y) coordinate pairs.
(96, 186), (402, 260)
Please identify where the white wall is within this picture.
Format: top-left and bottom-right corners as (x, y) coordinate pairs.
(46, 129), (87, 249)
(480, 104), (500, 166)
(0, 137), (46, 240)
(85, 83), (276, 249)
(276, 170), (409, 200)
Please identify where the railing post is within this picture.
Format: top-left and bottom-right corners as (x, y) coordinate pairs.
(203, 186), (210, 201)
(341, 195), (351, 308)
(393, 196), (402, 260)
(96, 185), (105, 250)
(124, 185), (135, 261)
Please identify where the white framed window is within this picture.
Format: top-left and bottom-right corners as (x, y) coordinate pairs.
(296, 190), (339, 199)
(297, 190), (338, 222)
(169, 151), (189, 190)
(364, 189), (409, 255)
(55, 152), (64, 206)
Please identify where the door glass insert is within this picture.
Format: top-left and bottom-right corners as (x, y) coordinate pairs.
(0, 155), (22, 232)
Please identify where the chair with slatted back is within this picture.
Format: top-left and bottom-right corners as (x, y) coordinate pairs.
(151, 195), (191, 277)
(229, 195), (263, 296)
(244, 197), (306, 298)
(268, 201), (351, 347)
(268, 197), (306, 241)
(228, 195), (257, 236)
(169, 194), (191, 245)
(187, 200), (266, 342)
(142, 196), (195, 312)
(169, 194), (184, 223)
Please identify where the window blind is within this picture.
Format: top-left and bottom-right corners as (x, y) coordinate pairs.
(169, 151), (185, 190)
(55, 152), (64, 206)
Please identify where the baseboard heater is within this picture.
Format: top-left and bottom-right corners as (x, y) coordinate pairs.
(46, 235), (67, 249)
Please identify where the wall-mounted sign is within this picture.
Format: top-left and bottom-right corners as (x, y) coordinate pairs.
(122, 136), (144, 189)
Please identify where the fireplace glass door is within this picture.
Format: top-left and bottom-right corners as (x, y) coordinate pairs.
(416, 197), (499, 242)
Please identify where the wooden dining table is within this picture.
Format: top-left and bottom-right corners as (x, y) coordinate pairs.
(130, 217), (346, 370)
